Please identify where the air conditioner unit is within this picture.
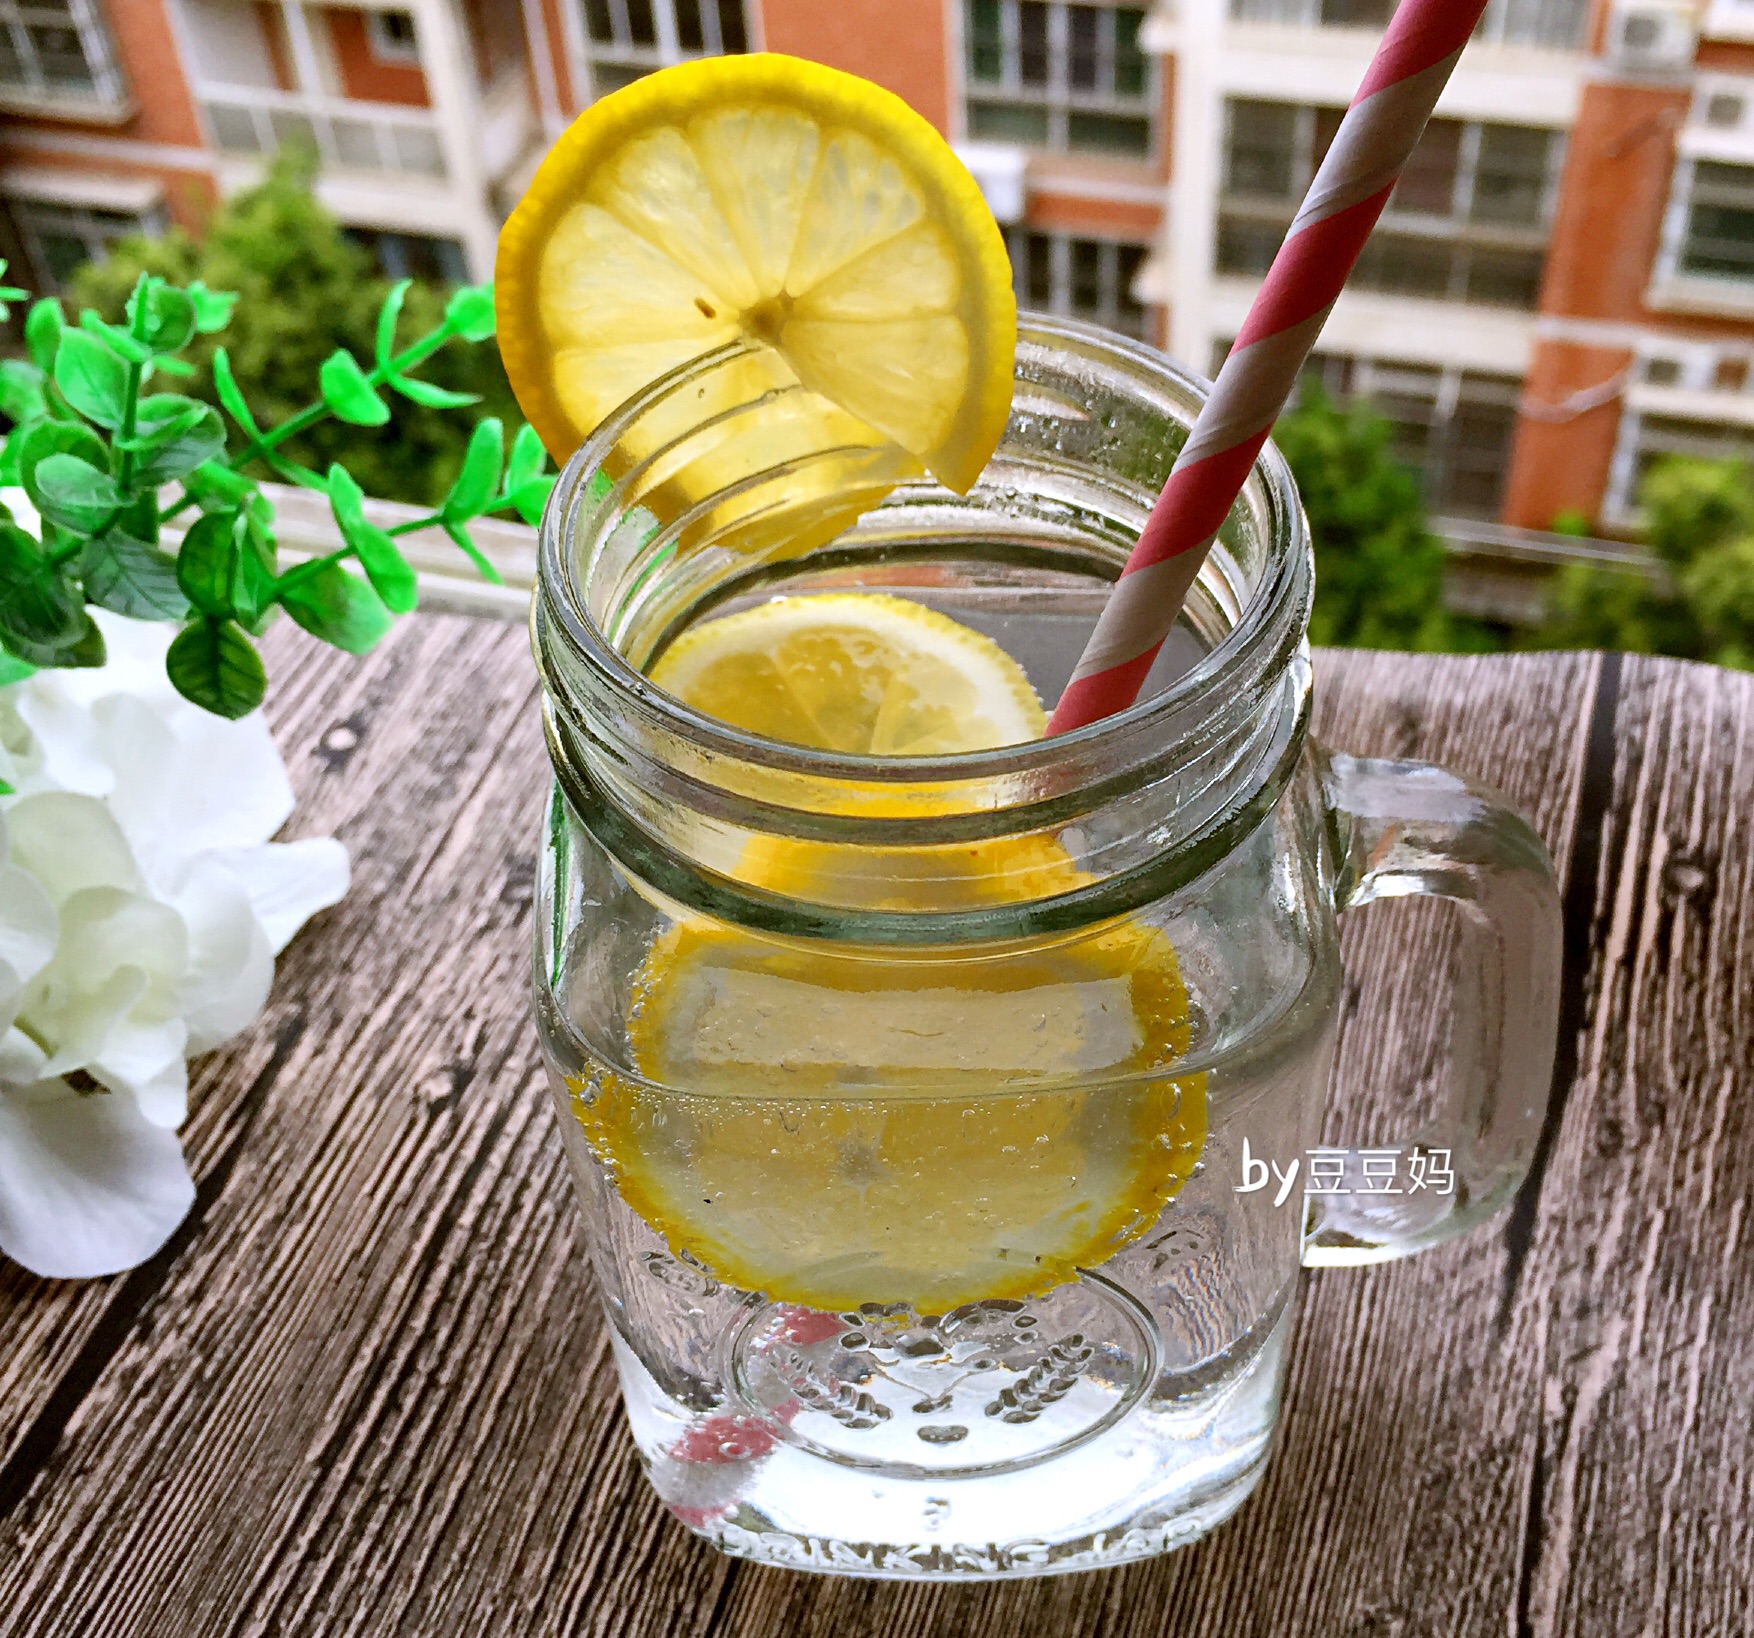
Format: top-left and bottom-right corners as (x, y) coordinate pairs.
(1609, 0), (1700, 75)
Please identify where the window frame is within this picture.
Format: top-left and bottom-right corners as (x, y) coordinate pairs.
(1276, 349), (1525, 519)
(1605, 404), (1754, 524)
(0, 0), (127, 109)
(1225, 0), (1591, 50)
(579, 0), (749, 96)
(1217, 97), (1565, 310)
(1005, 225), (1152, 339)
(366, 8), (421, 65)
(963, 0), (1158, 161)
(5, 195), (161, 293)
(1656, 154), (1754, 293)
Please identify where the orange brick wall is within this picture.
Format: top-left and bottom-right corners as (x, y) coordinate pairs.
(1537, 81), (1688, 326)
(1504, 341), (1630, 531)
(1503, 79), (1689, 529)
(10, 0), (209, 147)
(1698, 41), (1754, 73)
(0, 0), (218, 258)
(326, 8), (432, 107)
(755, 0), (952, 134)
(1024, 194), (1159, 240)
(535, 0), (580, 112)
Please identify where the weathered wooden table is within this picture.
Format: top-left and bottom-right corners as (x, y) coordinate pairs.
(2, 616), (1750, 1637)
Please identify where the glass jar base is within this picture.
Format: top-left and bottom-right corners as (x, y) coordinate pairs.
(617, 1298), (1291, 1581)
(686, 1447), (1271, 1580)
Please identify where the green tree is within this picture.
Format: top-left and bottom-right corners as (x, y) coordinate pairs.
(1526, 456), (1754, 670)
(69, 150), (520, 507)
(1271, 384), (1500, 653)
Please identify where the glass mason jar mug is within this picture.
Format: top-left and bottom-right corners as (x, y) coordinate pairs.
(531, 318), (1562, 1579)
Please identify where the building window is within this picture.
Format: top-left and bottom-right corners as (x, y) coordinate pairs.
(1607, 411), (1754, 520)
(1007, 228), (1149, 338)
(367, 8), (420, 63)
(581, 0), (748, 97)
(342, 227), (469, 284)
(0, 0), (125, 107)
(1218, 100), (1562, 308)
(965, 2), (1155, 158)
(1673, 160), (1754, 285)
(1291, 353), (1523, 518)
(1227, 0), (1590, 48)
(6, 197), (158, 292)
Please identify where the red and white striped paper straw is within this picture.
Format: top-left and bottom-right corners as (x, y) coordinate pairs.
(1047, 0), (1492, 736)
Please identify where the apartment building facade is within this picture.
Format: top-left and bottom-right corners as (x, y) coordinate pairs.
(1150, 0), (1754, 530)
(3, 0), (1753, 534)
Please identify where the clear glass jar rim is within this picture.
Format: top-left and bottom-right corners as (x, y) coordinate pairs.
(538, 314), (1308, 783)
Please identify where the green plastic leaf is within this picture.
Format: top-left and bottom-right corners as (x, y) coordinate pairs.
(177, 508), (243, 617)
(17, 420), (108, 503)
(325, 464), (416, 612)
(443, 520), (503, 585)
(0, 358), (46, 425)
(389, 374), (479, 410)
(318, 349), (391, 426)
(54, 329), (132, 428)
(187, 282), (238, 333)
(115, 493), (159, 547)
(185, 460), (255, 509)
(129, 279), (198, 355)
(0, 523), (89, 664)
(24, 299), (64, 372)
(326, 462), (369, 532)
(355, 533), (416, 613)
(30, 452), (119, 532)
(134, 402), (225, 485)
(78, 310), (152, 367)
(84, 530), (190, 620)
(122, 393), (206, 449)
(232, 514), (278, 625)
(210, 348), (261, 436)
(0, 431), (19, 488)
(0, 651), (36, 689)
(279, 562), (394, 655)
(375, 278), (411, 370)
(166, 617), (266, 719)
(508, 475), (555, 528)
(443, 418), (503, 520)
(444, 283), (496, 342)
(61, 616), (106, 669)
(505, 423), (548, 493)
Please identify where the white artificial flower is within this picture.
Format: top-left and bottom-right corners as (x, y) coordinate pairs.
(0, 588), (349, 1281)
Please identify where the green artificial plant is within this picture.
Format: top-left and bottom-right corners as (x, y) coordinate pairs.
(0, 260), (553, 732)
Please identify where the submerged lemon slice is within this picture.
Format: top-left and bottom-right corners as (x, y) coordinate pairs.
(578, 912), (1206, 1314)
(495, 54), (1017, 494)
(648, 591), (1046, 755)
(573, 596), (1206, 1313)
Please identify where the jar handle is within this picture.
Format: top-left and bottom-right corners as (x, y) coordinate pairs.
(1302, 750), (1563, 1266)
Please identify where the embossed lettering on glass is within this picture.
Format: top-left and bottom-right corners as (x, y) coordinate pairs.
(530, 318), (1563, 1578)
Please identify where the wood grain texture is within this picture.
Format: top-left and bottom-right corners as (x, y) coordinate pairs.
(0, 619), (1748, 1638)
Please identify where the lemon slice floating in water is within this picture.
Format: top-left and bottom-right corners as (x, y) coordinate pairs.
(649, 591), (1045, 755)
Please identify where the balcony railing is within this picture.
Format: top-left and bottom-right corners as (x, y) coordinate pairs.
(1226, 0), (1591, 50)
(202, 84), (446, 179)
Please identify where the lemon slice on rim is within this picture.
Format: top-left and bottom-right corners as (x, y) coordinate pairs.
(649, 591), (1046, 755)
(495, 54), (1017, 494)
